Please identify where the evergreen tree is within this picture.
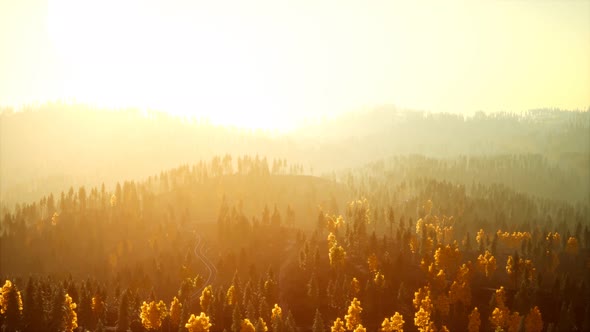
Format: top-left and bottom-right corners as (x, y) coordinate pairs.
(312, 309), (325, 332)
(232, 302), (242, 332)
(23, 278), (42, 332)
(49, 287), (66, 332)
(283, 310), (296, 332)
(116, 290), (129, 332)
(78, 285), (93, 330)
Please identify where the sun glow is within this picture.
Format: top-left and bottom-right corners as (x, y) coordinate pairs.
(1, 0), (588, 130)
(46, 0), (298, 130)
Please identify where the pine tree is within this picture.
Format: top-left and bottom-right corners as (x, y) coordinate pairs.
(23, 277), (43, 332)
(116, 290), (129, 332)
(283, 310), (296, 332)
(78, 285), (92, 330)
(312, 309), (325, 332)
(307, 273), (320, 309)
(49, 287), (66, 332)
(232, 302), (242, 332)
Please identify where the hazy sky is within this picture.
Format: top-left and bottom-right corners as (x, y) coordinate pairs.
(1, 0), (589, 129)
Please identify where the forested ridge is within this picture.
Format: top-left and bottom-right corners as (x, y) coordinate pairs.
(2, 104), (587, 208)
(1, 107), (589, 332)
(1, 151), (589, 331)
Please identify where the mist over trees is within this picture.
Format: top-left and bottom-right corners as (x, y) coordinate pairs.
(1, 103), (587, 208)
(1, 104), (589, 331)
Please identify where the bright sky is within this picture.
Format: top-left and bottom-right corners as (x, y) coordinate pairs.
(1, 0), (589, 130)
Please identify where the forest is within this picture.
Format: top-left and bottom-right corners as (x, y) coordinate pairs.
(1, 105), (589, 332)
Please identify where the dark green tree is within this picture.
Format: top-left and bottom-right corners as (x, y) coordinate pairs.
(23, 278), (43, 332)
(49, 287), (65, 332)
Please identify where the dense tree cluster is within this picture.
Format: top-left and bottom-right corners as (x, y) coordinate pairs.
(1, 144), (589, 331)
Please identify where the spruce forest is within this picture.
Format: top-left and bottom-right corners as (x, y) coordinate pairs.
(1, 106), (589, 332)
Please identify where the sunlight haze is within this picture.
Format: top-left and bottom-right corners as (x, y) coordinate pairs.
(1, 0), (589, 129)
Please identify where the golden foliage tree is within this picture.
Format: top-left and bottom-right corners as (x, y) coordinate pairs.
(256, 317), (269, 332)
(566, 237), (579, 255)
(327, 215), (345, 233)
(413, 287), (433, 332)
(467, 307), (481, 332)
(476, 229), (486, 252)
(169, 296), (182, 328)
(140, 300), (168, 330)
(434, 294), (450, 319)
(345, 298), (363, 330)
(64, 293), (78, 332)
(350, 278), (361, 298)
(497, 230), (531, 250)
(507, 312), (522, 332)
(368, 253), (379, 273)
(200, 285), (213, 314)
(353, 324), (367, 332)
(412, 286), (432, 312)
(381, 312), (404, 332)
(271, 304), (282, 320)
(413, 307), (433, 332)
(449, 263), (472, 307)
(0, 280), (23, 316)
(227, 285), (237, 306)
(92, 294), (105, 321)
(271, 303), (282, 331)
(525, 306), (543, 332)
(434, 242), (462, 273)
(186, 312), (212, 332)
(328, 233), (337, 248)
(241, 318), (256, 332)
(329, 244), (346, 269)
(331, 317), (346, 332)
(546, 232), (561, 250)
(476, 250), (496, 278)
(489, 287), (509, 331)
(374, 272), (385, 289)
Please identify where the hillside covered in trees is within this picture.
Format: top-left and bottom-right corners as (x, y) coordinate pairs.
(1, 106), (589, 332)
(1, 104), (588, 207)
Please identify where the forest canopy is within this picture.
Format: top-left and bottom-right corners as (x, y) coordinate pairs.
(1, 105), (589, 332)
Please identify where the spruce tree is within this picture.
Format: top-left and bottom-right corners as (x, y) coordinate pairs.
(312, 309), (325, 332)
(116, 290), (129, 332)
(49, 287), (66, 332)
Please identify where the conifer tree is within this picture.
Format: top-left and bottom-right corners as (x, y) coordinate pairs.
(312, 309), (325, 332)
(116, 290), (129, 332)
(23, 278), (43, 332)
(232, 302), (243, 332)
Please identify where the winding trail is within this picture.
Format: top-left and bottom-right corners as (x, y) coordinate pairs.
(189, 231), (218, 302)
